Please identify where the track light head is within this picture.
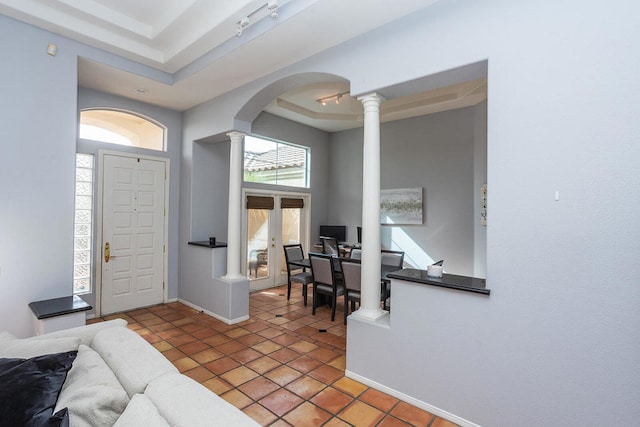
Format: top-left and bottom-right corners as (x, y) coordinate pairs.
(236, 2), (278, 37)
(236, 16), (250, 37)
(268, 1), (279, 19)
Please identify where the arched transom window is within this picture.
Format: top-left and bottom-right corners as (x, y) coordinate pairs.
(79, 109), (165, 151)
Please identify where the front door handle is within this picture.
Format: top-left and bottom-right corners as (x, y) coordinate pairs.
(104, 242), (117, 263)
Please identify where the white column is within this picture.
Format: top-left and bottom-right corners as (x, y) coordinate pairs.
(356, 93), (386, 320)
(223, 131), (245, 279)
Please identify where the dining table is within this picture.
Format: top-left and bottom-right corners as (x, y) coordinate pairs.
(288, 257), (399, 283)
(288, 256), (398, 310)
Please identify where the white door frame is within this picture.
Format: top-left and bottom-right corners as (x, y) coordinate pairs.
(95, 149), (170, 317)
(241, 188), (311, 291)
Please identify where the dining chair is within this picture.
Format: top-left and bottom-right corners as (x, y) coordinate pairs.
(349, 248), (362, 260)
(320, 237), (340, 257)
(340, 257), (388, 324)
(339, 258), (361, 324)
(381, 250), (404, 269)
(309, 252), (344, 321)
(381, 249), (404, 310)
(283, 244), (313, 306)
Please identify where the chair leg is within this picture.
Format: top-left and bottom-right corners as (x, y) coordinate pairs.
(312, 287), (317, 315)
(331, 294), (337, 321)
(287, 281), (292, 300)
(344, 293), (349, 325)
(303, 284), (308, 306)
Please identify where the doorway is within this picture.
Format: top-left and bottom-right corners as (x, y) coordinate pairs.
(243, 190), (310, 291)
(97, 151), (169, 315)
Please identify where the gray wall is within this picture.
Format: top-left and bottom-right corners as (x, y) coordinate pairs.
(180, 112), (330, 296)
(190, 140), (230, 241)
(327, 128), (363, 243)
(2, 0), (639, 425)
(0, 13), (175, 337)
(472, 101), (487, 277)
(251, 112), (332, 245)
(329, 103), (487, 276)
(186, 112), (332, 244)
(77, 88), (182, 307)
(0, 15), (78, 337)
(180, 0), (640, 425)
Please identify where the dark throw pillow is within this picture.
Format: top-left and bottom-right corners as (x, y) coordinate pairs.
(0, 351), (77, 427)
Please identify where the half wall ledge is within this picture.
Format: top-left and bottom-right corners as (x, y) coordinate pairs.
(387, 269), (490, 295)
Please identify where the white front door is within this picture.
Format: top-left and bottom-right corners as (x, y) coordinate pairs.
(100, 153), (167, 315)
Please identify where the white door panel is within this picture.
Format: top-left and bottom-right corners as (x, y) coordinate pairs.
(101, 154), (166, 315)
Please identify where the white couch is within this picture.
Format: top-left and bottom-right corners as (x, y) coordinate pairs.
(0, 319), (260, 426)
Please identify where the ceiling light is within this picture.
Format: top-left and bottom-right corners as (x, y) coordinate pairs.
(236, 1), (279, 37)
(316, 91), (350, 106)
(268, 1), (279, 19)
(236, 16), (250, 37)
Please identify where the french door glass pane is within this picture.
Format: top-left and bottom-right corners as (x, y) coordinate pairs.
(281, 208), (301, 274)
(247, 209), (269, 279)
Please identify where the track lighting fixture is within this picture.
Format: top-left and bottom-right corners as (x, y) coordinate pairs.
(316, 91), (350, 106)
(268, 1), (279, 19)
(236, 16), (250, 36)
(236, 1), (279, 37)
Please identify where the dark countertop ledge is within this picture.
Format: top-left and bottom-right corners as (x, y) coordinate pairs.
(188, 241), (228, 248)
(387, 268), (490, 295)
(29, 295), (92, 320)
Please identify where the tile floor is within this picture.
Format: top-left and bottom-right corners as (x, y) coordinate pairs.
(91, 284), (459, 427)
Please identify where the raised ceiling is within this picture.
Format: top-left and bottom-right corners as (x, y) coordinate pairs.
(263, 77), (488, 132)
(0, 0), (486, 131)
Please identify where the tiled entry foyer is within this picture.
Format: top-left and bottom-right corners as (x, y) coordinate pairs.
(91, 285), (459, 427)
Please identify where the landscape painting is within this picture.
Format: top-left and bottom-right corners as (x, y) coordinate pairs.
(380, 188), (423, 225)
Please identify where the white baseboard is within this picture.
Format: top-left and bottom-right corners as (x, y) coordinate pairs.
(345, 370), (481, 427)
(177, 299), (249, 325)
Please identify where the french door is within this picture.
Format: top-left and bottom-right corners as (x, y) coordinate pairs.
(243, 191), (310, 291)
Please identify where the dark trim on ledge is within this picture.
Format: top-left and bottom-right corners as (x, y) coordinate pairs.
(188, 241), (228, 248)
(29, 295), (92, 320)
(387, 269), (490, 295)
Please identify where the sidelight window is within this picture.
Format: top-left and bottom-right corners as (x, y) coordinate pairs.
(73, 154), (94, 294)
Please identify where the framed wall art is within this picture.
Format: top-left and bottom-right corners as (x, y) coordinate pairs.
(380, 188), (423, 225)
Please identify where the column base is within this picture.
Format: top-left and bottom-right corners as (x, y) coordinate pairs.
(349, 307), (389, 325)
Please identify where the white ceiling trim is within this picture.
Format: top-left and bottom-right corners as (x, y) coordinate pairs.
(55, 0), (154, 38)
(2, 0), (472, 124)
